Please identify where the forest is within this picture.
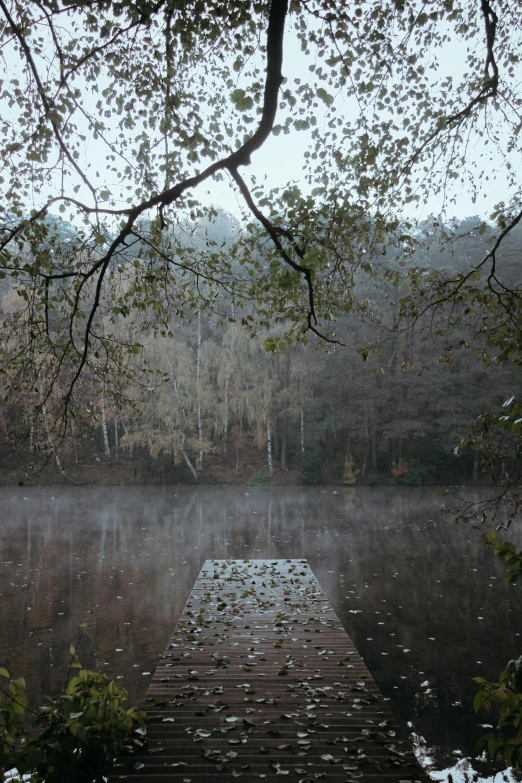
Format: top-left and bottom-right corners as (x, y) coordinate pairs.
(1, 210), (519, 487)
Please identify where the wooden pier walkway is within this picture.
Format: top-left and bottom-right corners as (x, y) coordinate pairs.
(111, 559), (426, 781)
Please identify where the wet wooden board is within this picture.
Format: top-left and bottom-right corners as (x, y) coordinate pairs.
(110, 559), (426, 782)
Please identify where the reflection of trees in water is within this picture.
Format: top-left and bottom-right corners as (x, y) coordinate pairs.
(0, 485), (519, 775)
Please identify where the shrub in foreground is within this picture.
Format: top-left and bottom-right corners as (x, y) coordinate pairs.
(0, 630), (145, 783)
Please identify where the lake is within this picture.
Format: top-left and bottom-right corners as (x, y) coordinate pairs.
(0, 485), (519, 781)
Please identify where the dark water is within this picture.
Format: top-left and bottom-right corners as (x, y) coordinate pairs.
(0, 485), (520, 779)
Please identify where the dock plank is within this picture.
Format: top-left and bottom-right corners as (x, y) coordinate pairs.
(110, 559), (426, 781)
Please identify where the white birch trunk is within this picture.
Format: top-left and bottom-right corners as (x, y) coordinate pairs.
(197, 310), (203, 469)
(167, 357), (198, 480)
(223, 316), (236, 458)
(223, 380), (229, 457)
(181, 432), (199, 480)
(267, 422), (273, 480)
(114, 418), (119, 460)
(100, 392), (111, 457)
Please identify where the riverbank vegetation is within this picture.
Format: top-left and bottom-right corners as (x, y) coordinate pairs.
(0, 630), (145, 783)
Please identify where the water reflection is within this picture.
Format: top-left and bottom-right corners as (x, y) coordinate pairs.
(0, 485), (519, 779)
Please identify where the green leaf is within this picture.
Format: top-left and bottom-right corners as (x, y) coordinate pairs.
(0, 667), (9, 678)
(231, 88), (253, 110)
(316, 88), (333, 106)
(473, 689), (489, 712)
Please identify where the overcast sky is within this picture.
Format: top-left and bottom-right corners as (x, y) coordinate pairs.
(197, 22), (516, 224)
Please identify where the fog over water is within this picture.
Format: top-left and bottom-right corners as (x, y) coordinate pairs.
(0, 485), (520, 779)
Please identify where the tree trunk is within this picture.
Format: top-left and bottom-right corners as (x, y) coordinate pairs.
(167, 357), (198, 481)
(361, 412), (370, 479)
(388, 437), (396, 472)
(223, 315), (236, 458)
(371, 420), (378, 471)
(280, 412), (288, 470)
(267, 422), (273, 480)
(114, 418), (119, 461)
(273, 420), (279, 462)
(181, 432), (198, 481)
(197, 310), (203, 470)
(280, 352), (290, 470)
(100, 392), (111, 457)
(345, 423), (351, 459)
(300, 409), (305, 454)
(223, 379), (230, 458)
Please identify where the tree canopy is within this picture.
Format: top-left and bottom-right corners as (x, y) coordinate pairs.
(0, 0), (521, 511)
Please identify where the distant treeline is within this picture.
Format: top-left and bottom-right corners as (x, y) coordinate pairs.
(0, 213), (519, 485)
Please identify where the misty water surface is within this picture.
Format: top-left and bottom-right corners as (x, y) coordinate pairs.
(0, 485), (520, 778)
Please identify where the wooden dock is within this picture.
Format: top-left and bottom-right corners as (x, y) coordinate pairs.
(110, 559), (426, 781)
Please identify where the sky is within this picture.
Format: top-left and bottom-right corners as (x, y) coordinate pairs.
(2, 6), (519, 229)
(195, 23), (517, 224)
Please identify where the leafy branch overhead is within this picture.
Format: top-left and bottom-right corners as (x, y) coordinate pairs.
(0, 0), (520, 444)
